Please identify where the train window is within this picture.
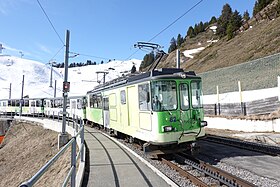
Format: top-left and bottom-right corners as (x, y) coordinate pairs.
(83, 97), (87, 108)
(77, 99), (82, 109)
(97, 95), (102, 109)
(90, 95), (94, 108)
(191, 81), (202, 108)
(120, 90), (126, 105)
(3, 102), (6, 107)
(24, 100), (29, 107)
(180, 84), (189, 110)
(54, 99), (63, 108)
(31, 101), (36, 107)
(36, 100), (41, 107)
(16, 100), (20, 107)
(103, 97), (109, 110)
(71, 100), (77, 109)
(151, 80), (177, 111)
(138, 83), (151, 111)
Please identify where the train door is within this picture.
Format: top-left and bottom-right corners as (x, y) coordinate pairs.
(127, 85), (139, 128)
(137, 84), (152, 131)
(103, 97), (110, 129)
(120, 89), (128, 130)
(179, 82), (191, 131)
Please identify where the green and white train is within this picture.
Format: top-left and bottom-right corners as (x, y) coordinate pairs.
(85, 68), (207, 153)
(0, 68), (207, 153)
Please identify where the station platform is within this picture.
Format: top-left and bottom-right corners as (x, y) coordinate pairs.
(82, 126), (177, 187)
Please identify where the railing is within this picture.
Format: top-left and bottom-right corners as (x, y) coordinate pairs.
(17, 114), (85, 187)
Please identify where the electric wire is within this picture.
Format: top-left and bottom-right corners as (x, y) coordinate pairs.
(68, 0), (204, 63)
(69, 52), (110, 61)
(49, 45), (65, 62)
(124, 0), (204, 61)
(148, 0), (203, 42)
(36, 0), (65, 45)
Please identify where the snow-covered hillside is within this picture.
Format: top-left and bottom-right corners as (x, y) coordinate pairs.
(0, 55), (141, 99)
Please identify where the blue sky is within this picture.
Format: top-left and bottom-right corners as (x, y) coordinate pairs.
(0, 0), (256, 64)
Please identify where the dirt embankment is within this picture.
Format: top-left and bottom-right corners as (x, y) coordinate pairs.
(0, 121), (71, 187)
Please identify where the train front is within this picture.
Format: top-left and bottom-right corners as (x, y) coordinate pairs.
(145, 73), (207, 153)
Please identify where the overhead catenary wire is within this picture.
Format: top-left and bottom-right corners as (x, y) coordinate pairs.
(36, 0), (65, 45)
(69, 52), (111, 61)
(148, 0), (203, 42)
(126, 0), (204, 60)
(63, 0), (204, 63)
(49, 45), (65, 62)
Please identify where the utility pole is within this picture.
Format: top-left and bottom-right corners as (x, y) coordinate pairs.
(49, 62), (53, 87)
(58, 30), (70, 149)
(19, 75), (24, 116)
(49, 60), (56, 87)
(9, 83), (11, 99)
(54, 80), (57, 98)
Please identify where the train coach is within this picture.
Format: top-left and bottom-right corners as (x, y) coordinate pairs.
(85, 68), (207, 154)
(0, 98), (44, 116)
(0, 96), (85, 120)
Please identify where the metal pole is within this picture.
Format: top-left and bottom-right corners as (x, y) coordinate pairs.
(71, 139), (76, 187)
(9, 83), (11, 99)
(54, 80), (57, 98)
(20, 75), (24, 116)
(62, 30), (70, 135)
(49, 63), (53, 87)
(176, 49), (180, 69)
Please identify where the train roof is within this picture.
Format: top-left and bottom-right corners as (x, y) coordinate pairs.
(87, 68), (200, 94)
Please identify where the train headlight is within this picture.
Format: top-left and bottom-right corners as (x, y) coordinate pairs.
(200, 121), (207, 127)
(163, 126), (173, 132)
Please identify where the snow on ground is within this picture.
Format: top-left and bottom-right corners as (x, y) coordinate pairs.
(0, 55), (141, 99)
(182, 47), (205, 59)
(203, 87), (280, 104)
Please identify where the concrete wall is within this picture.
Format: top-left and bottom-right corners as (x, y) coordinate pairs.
(205, 117), (280, 132)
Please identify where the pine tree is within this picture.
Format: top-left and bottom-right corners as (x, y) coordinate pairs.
(226, 23), (234, 40)
(187, 26), (195, 38)
(168, 37), (177, 53)
(140, 52), (155, 69)
(177, 34), (184, 48)
(198, 21), (204, 33)
(194, 24), (199, 35)
(243, 10), (250, 22)
(230, 10), (242, 31)
(209, 16), (217, 24)
(253, 0), (274, 16)
(217, 3), (233, 37)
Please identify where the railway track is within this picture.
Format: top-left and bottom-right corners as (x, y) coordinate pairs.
(204, 134), (280, 156)
(161, 153), (256, 187)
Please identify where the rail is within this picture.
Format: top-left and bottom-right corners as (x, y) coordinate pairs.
(17, 114), (85, 187)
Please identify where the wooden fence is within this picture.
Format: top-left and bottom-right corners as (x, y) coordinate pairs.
(204, 96), (280, 116)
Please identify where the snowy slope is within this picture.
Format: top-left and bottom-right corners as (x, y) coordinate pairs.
(0, 55), (141, 99)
